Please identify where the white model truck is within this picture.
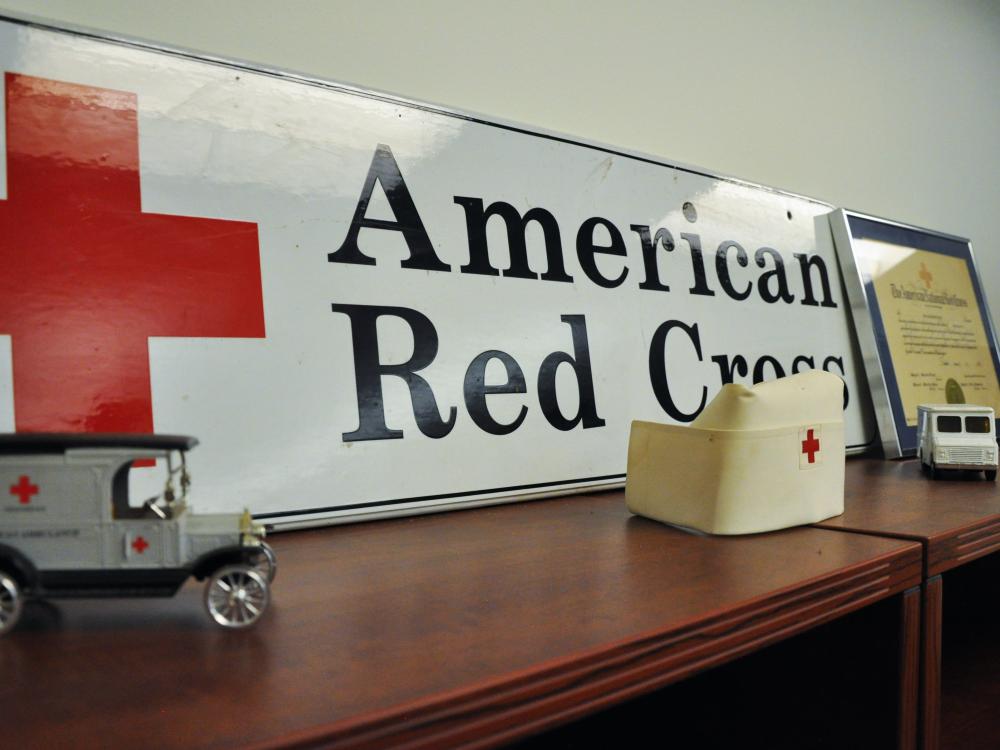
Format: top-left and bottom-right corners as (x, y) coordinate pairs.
(0, 434), (276, 635)
(917, 405), (998, 481)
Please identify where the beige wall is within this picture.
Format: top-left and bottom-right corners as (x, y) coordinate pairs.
(2, 0), (998, 329)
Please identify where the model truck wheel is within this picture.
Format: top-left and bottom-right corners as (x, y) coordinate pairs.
(987, 469), (997, 482)
(205, 564), (270, 629)
(0, 572), (24, 636)
(250, 542), (278, 583)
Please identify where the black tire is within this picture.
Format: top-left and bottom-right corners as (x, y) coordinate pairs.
(930, 460), (937, 480)
(986, 469), (997, 482)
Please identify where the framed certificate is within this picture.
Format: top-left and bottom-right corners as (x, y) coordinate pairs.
(830, 209), (1000, 458)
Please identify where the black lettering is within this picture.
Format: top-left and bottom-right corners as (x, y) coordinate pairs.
(576, 217), (628, 288)
(792, 355), (816, 373)
(463, 350), (528, 435)
(537, 315), (606, 430)
(630, 224), (674, 292)
(455, 197), (573, 282)
(752, 355), (785, 383)
(681, 233), (715, 297)
(795, 253), (838, 308)
(328, 144), (449, 272)
(715, 240), (752, 301)
(755, 247), (795, 304)
(648, 320), (707, 422)
(331, 303), (456, 441)
(712, 354), (749, 384)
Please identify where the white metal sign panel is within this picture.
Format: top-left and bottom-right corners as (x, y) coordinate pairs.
(0, 16), (874, 527)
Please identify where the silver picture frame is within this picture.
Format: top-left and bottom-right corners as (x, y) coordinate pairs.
(829, 209), (1000, 458)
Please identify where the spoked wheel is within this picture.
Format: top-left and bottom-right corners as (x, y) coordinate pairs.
(250, 542), (277, 583)
(0, 572), (24, 636)
(204, 565), (270, 629)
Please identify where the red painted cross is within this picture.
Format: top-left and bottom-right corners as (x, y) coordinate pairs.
(9, 474), (38, 504)
(0, 73), (265, 436)
(801, 428), (820, 464)
(131, 536), (150, 554)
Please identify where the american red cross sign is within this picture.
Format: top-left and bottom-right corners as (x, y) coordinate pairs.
(0, 18), (873, 526)
(0, 73), (265, 436)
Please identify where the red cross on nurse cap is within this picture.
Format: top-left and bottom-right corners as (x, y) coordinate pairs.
(626, 370), (847, 535)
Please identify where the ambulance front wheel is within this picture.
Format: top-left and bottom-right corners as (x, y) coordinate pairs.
(986, 469), (997, 482)
(929, 459), (938, 480)
(0, 572), (24, 636)
(204, 565), (270, 629)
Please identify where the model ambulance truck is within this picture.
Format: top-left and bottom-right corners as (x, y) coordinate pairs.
(0, 434), (276, 636)
(917, 405), (998, 480)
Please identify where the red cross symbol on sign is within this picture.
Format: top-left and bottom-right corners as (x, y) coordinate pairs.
(0, 73), (265, 435)
(9, 474), (38, 504)
(131, 536), (150, 554)
(801, 428), (820, 464)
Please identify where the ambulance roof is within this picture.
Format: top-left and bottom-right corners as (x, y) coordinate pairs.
(0, 433), (198, 454)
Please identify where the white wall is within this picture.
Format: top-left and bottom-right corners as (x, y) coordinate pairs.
(2, 0), (998, 328)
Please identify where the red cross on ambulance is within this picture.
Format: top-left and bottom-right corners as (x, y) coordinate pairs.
(123, 529), (159, 563)
(131, 536), (150, 554)
(9, 474), (38, 504)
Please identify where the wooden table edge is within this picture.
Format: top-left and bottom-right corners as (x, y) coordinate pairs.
(815, 515), (1000, 578)
(246, 540), (922, 750)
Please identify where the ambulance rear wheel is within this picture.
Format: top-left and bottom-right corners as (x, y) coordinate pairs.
(0, 572), (24, 636)
(250, 542), (277, 583)
(986, 469), (997, 482)
(204, 565), (270, 629)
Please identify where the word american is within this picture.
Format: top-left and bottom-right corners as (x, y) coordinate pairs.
(328, 144), (839, 308)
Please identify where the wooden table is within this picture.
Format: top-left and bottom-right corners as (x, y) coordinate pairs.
(817, 457), (1000, 750)
(4, 491), (921, 749)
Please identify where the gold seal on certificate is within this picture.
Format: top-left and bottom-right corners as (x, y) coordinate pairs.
(829, 210), (1000, 457)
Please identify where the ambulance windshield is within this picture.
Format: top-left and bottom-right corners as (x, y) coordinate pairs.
(117, 450), (191, 520)
(966, 416), (992, 434)
(936, 416), (962, 433)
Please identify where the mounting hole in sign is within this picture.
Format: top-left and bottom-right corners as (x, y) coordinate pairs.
(682, 202), (697, 222)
